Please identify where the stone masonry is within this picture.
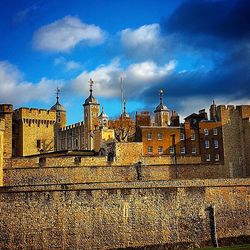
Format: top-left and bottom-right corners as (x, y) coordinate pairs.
(0, 179), (249, 249)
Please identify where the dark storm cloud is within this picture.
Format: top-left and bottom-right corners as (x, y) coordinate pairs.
(139, 0), (250, 112)
(165, 0), (250, 41)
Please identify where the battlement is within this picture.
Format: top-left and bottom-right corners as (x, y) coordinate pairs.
(0, 104), (13, 114)
(61, 121), (84, 131)
(14, 107), (56, 121)
(217, 104), (250, 119)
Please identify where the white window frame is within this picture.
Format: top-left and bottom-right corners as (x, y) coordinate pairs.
(169, 146), (175, 154)
(205, 140), (210, 149)
(157, 133), (162, 140)
(158, 146), (163, 154)
(213, 128), (218, 135)
(191, 134), (196, 141)
(148, 146), (153, 154)
(215, 154), (220, 161)
(204, 128), (209, 136)
(180, 133), (185, 141)
(147, 132), (152, 140)
(214, 140), (219, 149)
(206, 154), (211, 161)
(192, 147), (196, 154)
(181, 147), (186, 154)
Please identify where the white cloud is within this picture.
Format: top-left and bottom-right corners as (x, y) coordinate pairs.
(0, 61), (61, 105)
(33, 16), (105, 52)
(54, 57), (82, 71)
(121, 24), (165, 60)
(71, 59), (176, 98)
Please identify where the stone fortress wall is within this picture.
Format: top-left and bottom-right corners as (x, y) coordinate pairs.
(0, 103), (250, 249)
(0, 179), (249, 249)
(13, 107), (56, 156)
(217, 105), (250, 178)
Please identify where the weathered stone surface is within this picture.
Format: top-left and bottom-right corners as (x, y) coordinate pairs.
(0, 179), (249, 249)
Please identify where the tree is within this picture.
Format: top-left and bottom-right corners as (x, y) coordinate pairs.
(108, 116), (135, 142)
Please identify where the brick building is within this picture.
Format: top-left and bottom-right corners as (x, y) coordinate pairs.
(135, 91), (224, 164)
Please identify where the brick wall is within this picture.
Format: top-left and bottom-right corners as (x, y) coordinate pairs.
(0, 179), (249, 249)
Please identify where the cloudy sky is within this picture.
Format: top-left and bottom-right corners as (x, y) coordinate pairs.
(0, 0), (250, 124)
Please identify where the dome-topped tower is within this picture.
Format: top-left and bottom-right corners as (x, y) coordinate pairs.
(50, 87), (66, 112)
(98, 107), (109, 129)
(84, 78), (98, 105)
(50, 87), (66, 128)
(83, 79), (100, 150)
(50, 87), (66, 151)
(154, 89), (170, 126)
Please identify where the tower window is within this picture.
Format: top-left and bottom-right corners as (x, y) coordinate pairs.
(215, 154), (220, 161)
(169, 146), (175, 154)
(148, 146), (153, 154)
(192, 147), (196, 154)
(37, 140), (41, 148)
(205, 140), (210, 149)
(181, 147), (186, 154)
(180, 133), (185, 140)
(213, 128), (218, 135)
(214, 140), (219, 148)
(157, 133), (162, 140)
(191, 134), (196, 140)
(204, 129), (209, 135)
(147, 132), (152, 140)
(158, 146), (163, 154)
(206, 154), (211, 161)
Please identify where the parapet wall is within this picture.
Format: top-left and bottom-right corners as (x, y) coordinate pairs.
(0, 179), (249, 249)
(14, 107), (56, 121)
(3, 154), (229, 186)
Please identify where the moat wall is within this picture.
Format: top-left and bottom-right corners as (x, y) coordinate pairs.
(3, 161), (229, 186)
(3, 154), (229, 186)
(0, 179), (249, 250)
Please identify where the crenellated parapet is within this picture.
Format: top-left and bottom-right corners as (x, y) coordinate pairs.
(15, 107), (56, 120)
(13, 108), (56, 128)
(60, 121), (84, 131)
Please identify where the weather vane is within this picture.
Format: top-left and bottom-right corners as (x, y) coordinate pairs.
(56, 87), (61, 102)
(88, 78), (94, 93)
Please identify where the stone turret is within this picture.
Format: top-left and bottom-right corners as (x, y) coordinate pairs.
(98, 107), (108, 129)
(154, 90), (170, 126)
(83, 79), (100, 150)
(50, 88), (66, 151)
(0, 104), (13, 158)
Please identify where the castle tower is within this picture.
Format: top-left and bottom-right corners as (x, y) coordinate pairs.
(83, 79), (100, 150)
(154, 90), (170, 126)
(0, 104), (13, 158)
(98, 107), (108, 129)
(210, 100), (217, 121)
(50, 88), (66, 151)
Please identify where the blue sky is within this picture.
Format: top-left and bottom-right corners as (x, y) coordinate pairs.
(0, 0), (249, 124)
